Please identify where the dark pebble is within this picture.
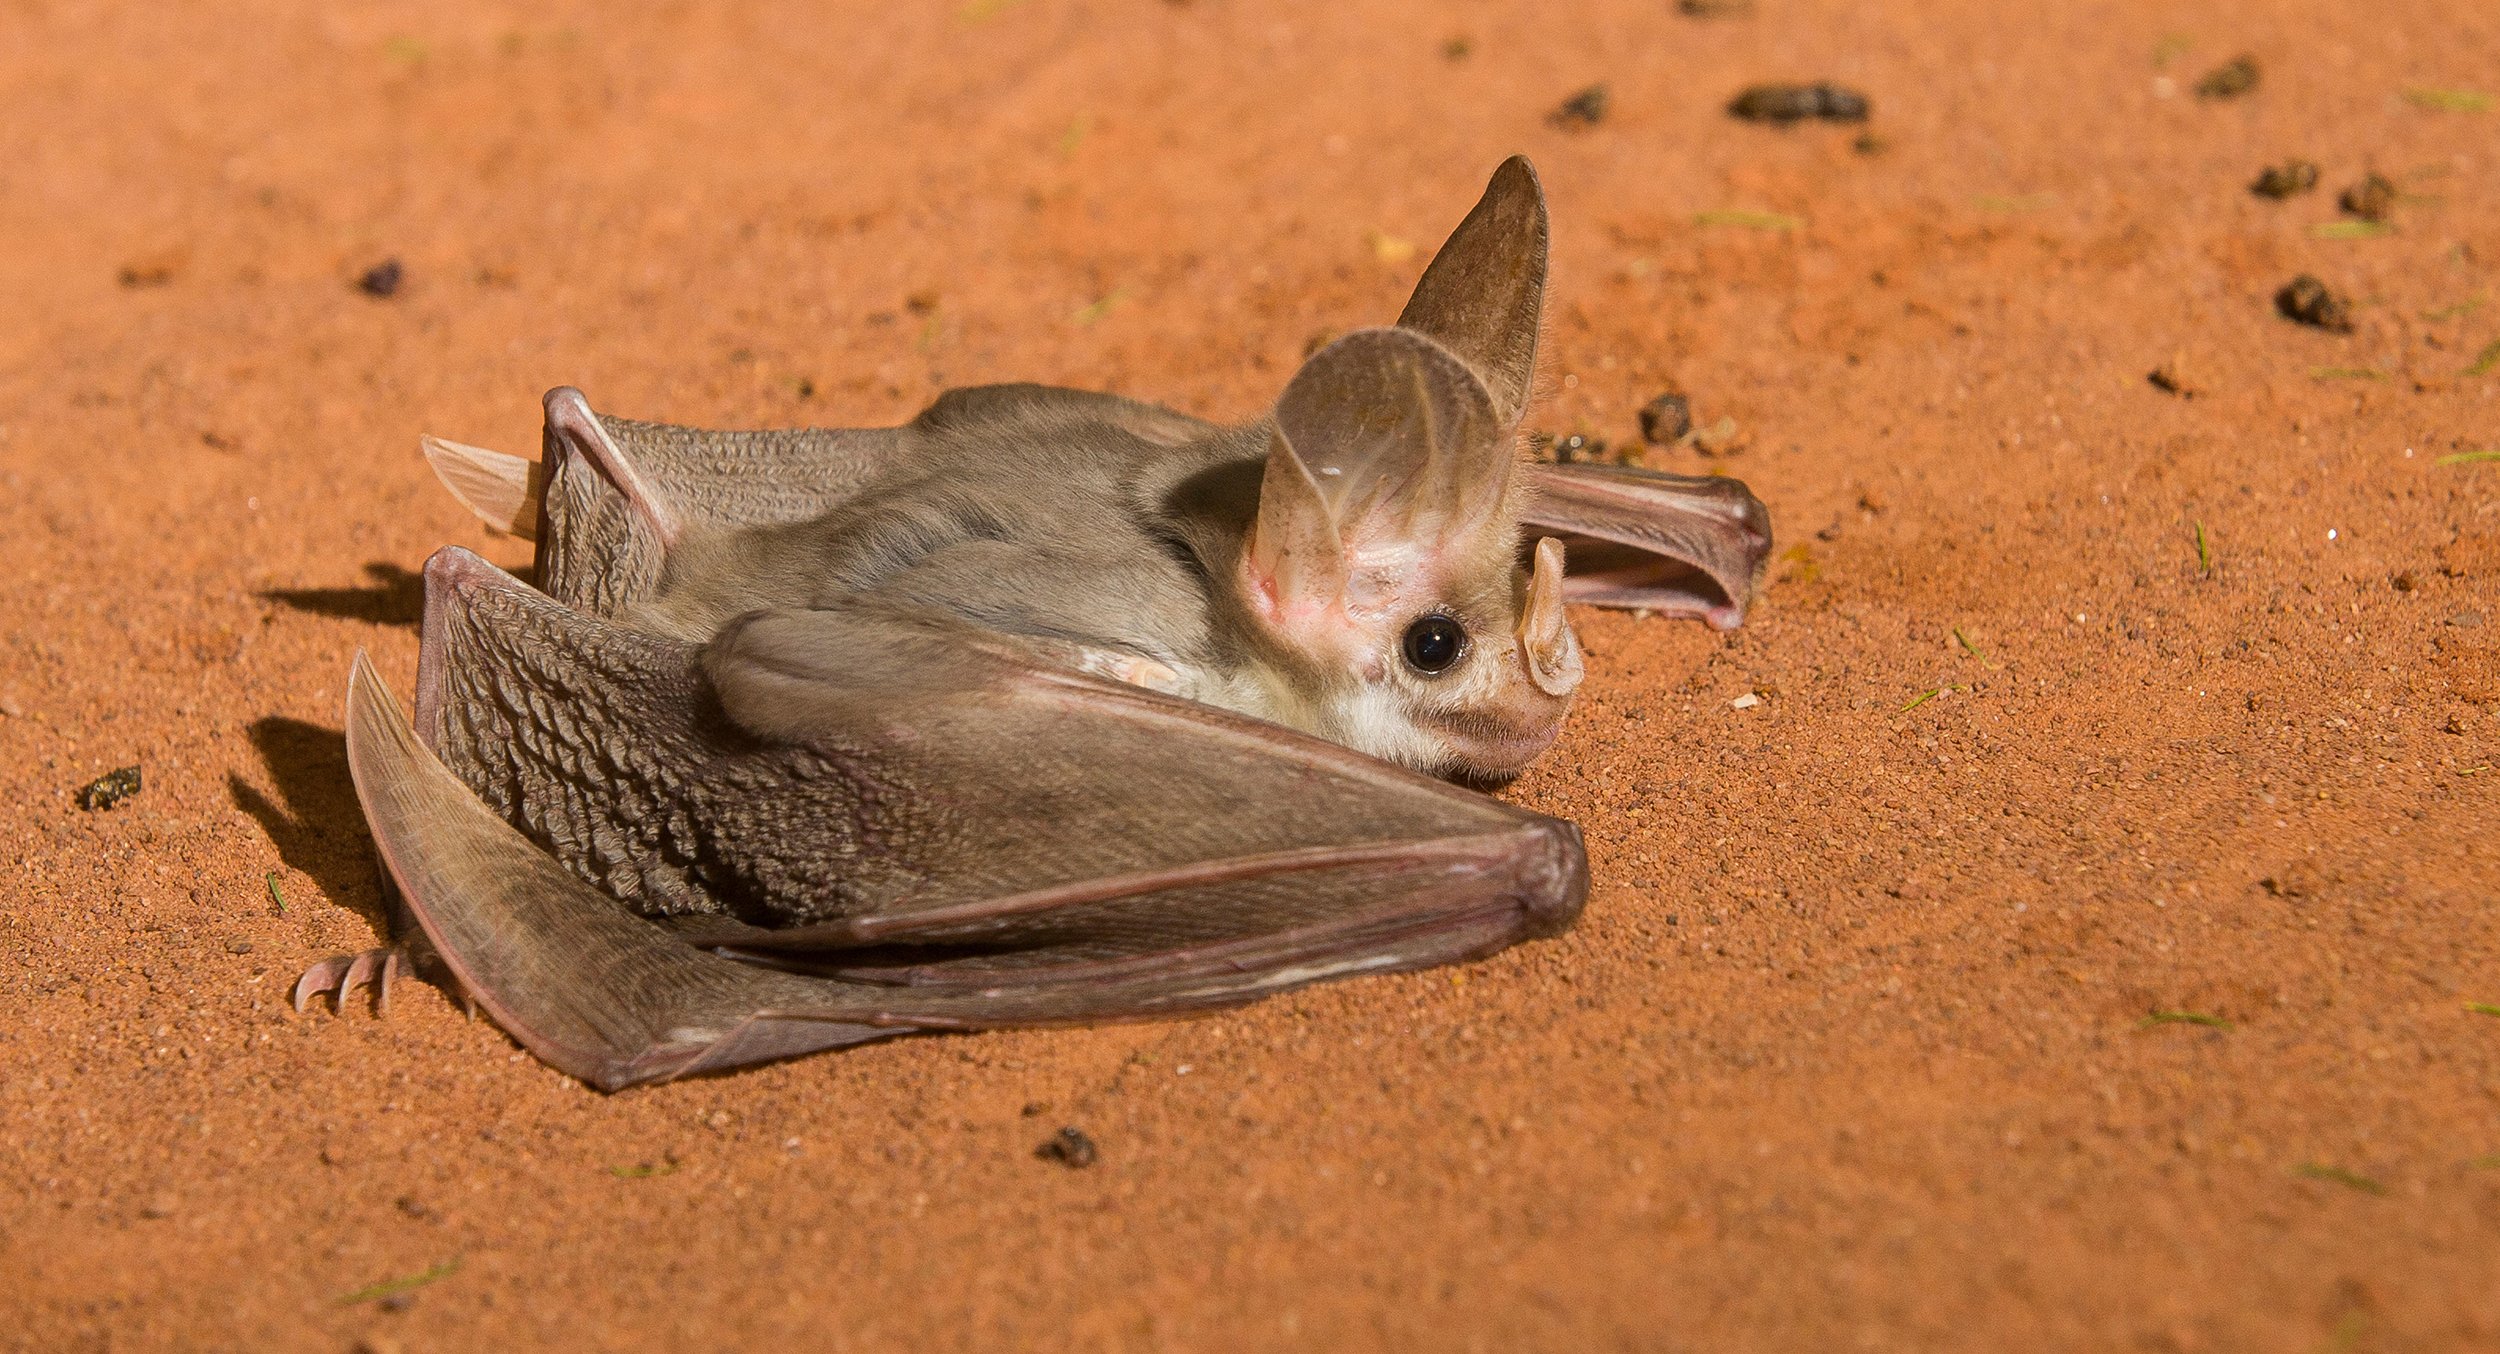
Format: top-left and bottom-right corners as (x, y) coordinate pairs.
(1677, 0), (1754, 14)
(76, 765), (142, 812)
(2337, 173), (2395, 222)
(2194, 55), (2260, 100)
(1638, 391), (1693, 444)
(1728, 83), (1870, 124)
(2275, 275), (2352, 333)
(357, 258), (405, 298)
(1037, 1126), (1098, 1168)
(2249, 161), (2318, 199)
(1549, 84), (1610, 130)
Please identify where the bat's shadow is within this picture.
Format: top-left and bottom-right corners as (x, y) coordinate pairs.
(229, 717), (386, 928)
(259, 562), (425, 627)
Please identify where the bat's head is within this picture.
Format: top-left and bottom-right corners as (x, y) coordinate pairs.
(1239, 326), (1580, 783)
(1237, 157), (1572, 784)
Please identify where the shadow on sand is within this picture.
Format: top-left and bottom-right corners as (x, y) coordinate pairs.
(228, 716), (386, 932)
(259, 561), (425, 627)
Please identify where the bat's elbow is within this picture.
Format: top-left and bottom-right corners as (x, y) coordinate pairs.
(1506, 815), (1588, 938)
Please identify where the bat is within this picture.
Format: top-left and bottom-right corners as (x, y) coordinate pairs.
(299, 157), (1773, 1090)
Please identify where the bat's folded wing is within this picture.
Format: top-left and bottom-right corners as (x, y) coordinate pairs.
(362, 548), (1587, 1090)
(1521, 462), (1774, 628)
(529, 387), (909, 617)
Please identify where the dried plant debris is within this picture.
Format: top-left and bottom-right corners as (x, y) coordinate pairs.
(2194, 55), (2260, 100)
(2275, 275), (2353, 333)
(77, 766), (142, 811)
(1687, 415), (1745, 457)
(117, 258), (180, 288)
(1728, 83), (1870, 124)
(357, 258), (405, 298)
(2403, 86), (2493, 112)
(1561, 432), (1613, 464)
(1639, 391), (1694, 444)
(2250, 160), (2319, 199)
(1036, 1126), (1098, 1168)
(1549, 84), (1610, 130)
(2337, 173), (2396, 222)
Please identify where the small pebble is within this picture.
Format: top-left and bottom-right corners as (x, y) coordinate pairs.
(77, 765), (142, 811)
(2274, 275), (2352, 333)
(1549, 84), (1610, 130)
(1728, 83), (1869, 124)
(2249, 161), (2318, 199)
(2194, 55), (2260, 100)
(1037, 1126), (1098, 1168)
(2337, 173), (2395, 222)
(2146, 364), (2196, 397)
(357, 258), (405, 298)
(1677, 0), (1754, 14)
(1638, 391), (1693, 444)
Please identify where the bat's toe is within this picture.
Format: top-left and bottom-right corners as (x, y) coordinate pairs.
(291, 947), (404, 1016)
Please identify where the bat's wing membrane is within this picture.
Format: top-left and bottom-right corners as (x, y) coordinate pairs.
(531, 388), (910, 617)
(364, 548), (1585, 1089)
(1521, 462), (1774, 628)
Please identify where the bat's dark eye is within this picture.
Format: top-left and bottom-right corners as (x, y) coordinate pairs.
(1401, 615), (1465, 674)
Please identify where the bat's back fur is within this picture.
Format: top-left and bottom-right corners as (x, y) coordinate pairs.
(640, 386), (1276, 716)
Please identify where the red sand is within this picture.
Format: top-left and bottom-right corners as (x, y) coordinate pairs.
(3, 1), (2497, 1348)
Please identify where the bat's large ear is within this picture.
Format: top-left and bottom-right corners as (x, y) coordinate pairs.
(1247, 327), (1510, 623)
(1395, 156), (1547, 426)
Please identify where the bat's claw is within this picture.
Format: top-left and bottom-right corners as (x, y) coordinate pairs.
(291, 947), (404, 1016)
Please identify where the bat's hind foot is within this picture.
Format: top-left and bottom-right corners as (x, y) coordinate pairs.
(291, 947), (404, 1016)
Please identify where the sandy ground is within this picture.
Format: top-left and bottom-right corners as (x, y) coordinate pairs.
(4, 0), (2498, 1349)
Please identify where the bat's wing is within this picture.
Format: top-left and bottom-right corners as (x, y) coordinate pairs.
(528, 388), (912, 617)
(430, 385), (1219, 619)
(363, 547), (1585, 1090)
(1521, 462), (1774, 628)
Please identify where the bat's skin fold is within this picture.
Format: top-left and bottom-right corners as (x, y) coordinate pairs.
(350, 550), (1584, 1090)
(310, 155), (1771, 1086)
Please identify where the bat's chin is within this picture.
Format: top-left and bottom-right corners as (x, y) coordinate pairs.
(1433, 719), (1564, 786)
